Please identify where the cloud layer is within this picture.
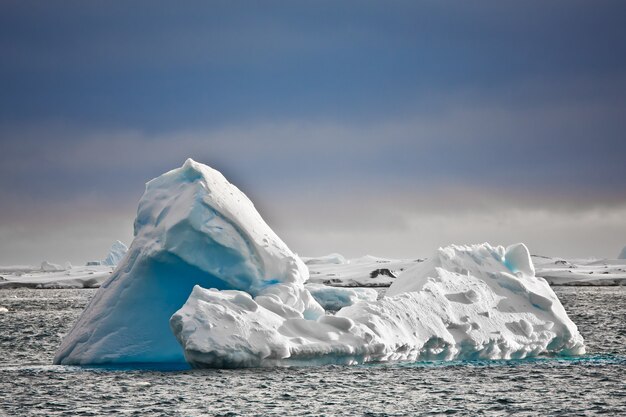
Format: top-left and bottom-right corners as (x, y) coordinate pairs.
(1, 1), (625, 263)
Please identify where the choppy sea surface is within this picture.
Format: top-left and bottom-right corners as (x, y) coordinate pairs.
(0, 287), (625, 416)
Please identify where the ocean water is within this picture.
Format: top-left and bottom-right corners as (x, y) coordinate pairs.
(0, 287), (625, 416)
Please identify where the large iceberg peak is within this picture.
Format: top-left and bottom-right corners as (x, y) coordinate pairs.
(133, 157), (308, 290)
(54, 159), (315, 366)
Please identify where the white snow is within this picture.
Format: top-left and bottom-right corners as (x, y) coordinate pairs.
(0, 265), (113, 289)
(305, 283), (378, 311)
(172, 243), (584, 368)
(0, 307), (8, 313)
(304, 252), (626, 288)
(531, 255), (626, 286)
(0, 265), (39, 274)
(102, 240), (128, 266)
(54, 158), (322, 366)
(306, 255), (420, 287)
(301, 253), (347, 265)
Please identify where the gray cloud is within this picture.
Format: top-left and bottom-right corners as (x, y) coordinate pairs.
(1, 1), (625, 263)
(2, 91), (625, 264)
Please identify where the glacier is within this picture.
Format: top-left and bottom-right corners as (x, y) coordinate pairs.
(54, 159), (585, 368)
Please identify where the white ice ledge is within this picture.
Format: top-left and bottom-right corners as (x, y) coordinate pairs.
(172, 243), (585, 368)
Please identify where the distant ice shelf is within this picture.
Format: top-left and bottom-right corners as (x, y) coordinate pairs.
(304, 253), (626, 288)
(0, 264), (113, 289)
(3, 252), (625, 290)
(0, 240), (128, 289)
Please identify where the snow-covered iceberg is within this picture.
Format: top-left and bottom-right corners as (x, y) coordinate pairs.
(171, 243), (584, 368)
(54, 159), (322, 365)
(54, 159), (584, 368)
(41, 261), (64, 272)
(102, 240), (128, 266)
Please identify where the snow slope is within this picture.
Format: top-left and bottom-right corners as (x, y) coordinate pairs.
(301, 253), (347, 265)
(306, 254), (421, 287)
(305, 283), (378, 311)
(172, 243), (584, 368)
(54, 159), (322, 366)
(531, 255), (626, 286)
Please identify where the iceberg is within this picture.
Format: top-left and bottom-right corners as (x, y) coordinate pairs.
(172, 243), (584, 368)
(55, 159), (585, 368)
(41, 261), (64, 272)
(54, 158), (322, 365)
(619, 246), (626, 260)
(102, 240), (129, 266)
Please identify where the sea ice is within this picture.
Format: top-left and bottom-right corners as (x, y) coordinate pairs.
(54, 159), (322, 365)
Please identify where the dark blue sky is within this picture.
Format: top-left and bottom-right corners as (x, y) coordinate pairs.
(1, 1), (625, 263)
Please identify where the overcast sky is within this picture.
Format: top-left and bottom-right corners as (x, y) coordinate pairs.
(1, 1), (625, 264)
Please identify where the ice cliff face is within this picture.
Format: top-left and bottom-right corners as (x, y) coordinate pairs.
(618, 246), (626, 260)
(54, 159), (321, 365)
(54, 159), (585, 368)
